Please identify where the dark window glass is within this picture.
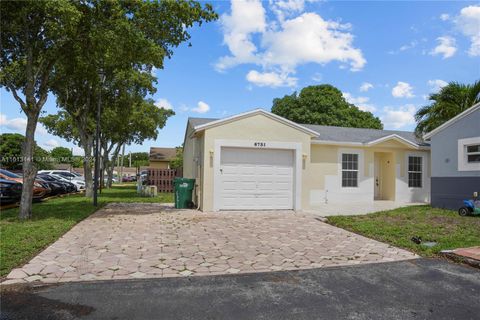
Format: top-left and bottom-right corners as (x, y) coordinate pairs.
(408, 156), (422, 188)
(467, 145), (480, 153)
(342, 154), (359, 187)
(467, 154), (480, 163)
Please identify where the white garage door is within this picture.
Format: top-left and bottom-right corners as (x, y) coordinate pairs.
(218, 147), (294, 210)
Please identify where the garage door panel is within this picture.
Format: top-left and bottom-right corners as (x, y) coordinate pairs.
(219, 147), (294, 210)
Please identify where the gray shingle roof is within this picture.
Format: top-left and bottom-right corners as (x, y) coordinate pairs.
(188, 117), (428, 147)
(302, 124), (428, 146)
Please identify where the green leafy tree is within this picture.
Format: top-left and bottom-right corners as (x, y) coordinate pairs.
(415, 80), (480, 137)
(169, 146), (183, 169)
(271, 85), (383, 129)
(120, 152), (149, 168)
(71, 156), (84, 169)
(50, 147), (73, 164)
(0, 133), (53, 170)
(0, 0), (81, 218)
(42, 0), (216, 196)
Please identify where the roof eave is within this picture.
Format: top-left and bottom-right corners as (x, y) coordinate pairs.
(423, 102), (480, 140)
(192, 109), (320, 137)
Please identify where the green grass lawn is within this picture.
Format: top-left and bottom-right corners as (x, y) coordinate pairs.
(327, 205), (480, 257)
(0, 184), (173, 277)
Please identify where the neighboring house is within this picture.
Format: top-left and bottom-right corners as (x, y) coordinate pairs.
(149, 147), (176, 169)
(424, 103), (480, 210)
(183, 109), (431, 211)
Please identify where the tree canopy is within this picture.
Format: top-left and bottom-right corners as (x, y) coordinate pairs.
(50, 147), (73, 164)
(415, 80), (480, 137)
(0, 133), (53, 170)
(169, 146), (183, 169)
(0, 0), (81, 218)
(271, 85), (383, 129)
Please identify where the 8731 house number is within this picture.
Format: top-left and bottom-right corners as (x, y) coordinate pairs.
(254, 142), (266, 147)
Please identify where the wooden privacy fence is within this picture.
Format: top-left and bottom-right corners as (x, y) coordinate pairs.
(147, 168), (182, 193)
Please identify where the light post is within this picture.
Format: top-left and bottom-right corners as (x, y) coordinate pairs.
(93, 71), (106, 206)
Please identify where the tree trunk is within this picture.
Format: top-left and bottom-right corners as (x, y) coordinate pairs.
(102, 143), (109, 189)
(107, 143), (122, 188)
(79, 131), (94, 198)
(19, 111), (40, 219)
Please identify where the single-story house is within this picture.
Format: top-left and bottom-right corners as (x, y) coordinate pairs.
(149, 147), (176, 169)
(183, 109), (431, 212)
(424, 102), (480, 210)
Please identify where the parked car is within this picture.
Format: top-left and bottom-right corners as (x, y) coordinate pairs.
(0, 169), (49, 199)
(40, 172), (85, 192)
(122, 176), (135, 182)
(0, 178), (22, 204)
(38, 170), (85, 181)
(37, 174), (70, 195)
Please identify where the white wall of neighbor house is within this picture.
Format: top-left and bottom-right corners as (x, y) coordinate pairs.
(307, 141), (430, 208)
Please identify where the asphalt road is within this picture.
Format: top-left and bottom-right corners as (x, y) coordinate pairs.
(1, 258), (479, 320)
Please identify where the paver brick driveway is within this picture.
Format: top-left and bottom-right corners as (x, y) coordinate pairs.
(5, 203), (417, 284)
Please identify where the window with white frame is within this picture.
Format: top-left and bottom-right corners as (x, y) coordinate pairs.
(342, 153), (358, 187)
(466, 144), (480, 163)
(458, 137), (480, 171)
(408, 156), (422, 188)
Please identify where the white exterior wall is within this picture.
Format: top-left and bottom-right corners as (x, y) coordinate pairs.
(185, 113), (431, 211)
(308, 144), (430, 207)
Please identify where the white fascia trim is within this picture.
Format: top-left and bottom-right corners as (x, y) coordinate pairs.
(311, 140), (364, 146)
(312, 136), (428, 150)
(424, 102), (480, 140)
(192, 109), (320, 137)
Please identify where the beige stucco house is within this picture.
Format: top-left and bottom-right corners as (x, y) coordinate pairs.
(183, 109), (431, 212)
(149, 147), (176, 169)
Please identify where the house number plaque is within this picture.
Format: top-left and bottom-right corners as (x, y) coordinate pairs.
(254, 142), (266, 147)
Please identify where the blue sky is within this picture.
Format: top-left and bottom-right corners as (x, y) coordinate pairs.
(1, 1), (479, 155)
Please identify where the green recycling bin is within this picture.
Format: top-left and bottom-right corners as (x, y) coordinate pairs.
(174, 178), (195, 209)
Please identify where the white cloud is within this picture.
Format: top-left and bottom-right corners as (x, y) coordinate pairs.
(311, 72), (322, 82)
(42, 139), (60, 150)
(342, 92), (376, 112)
(191, 101), (210, 114)
(427, 79), (448, 93)
(440, 13), (450, 21)
(381, 104), (417, 129)
(0, 113), (47, 135)
(399, 40), (418, 51)
(217, 1), (365, 87)
(392, 81), (415, 98)
(261, 13), (365, 72)
(215, 0), (266, 71)
(455, 5), (480, 56)
(154, 98), (173, 110)
(246, 70), (297, 87)
(430, 36), (457, 59)
(359, 82), (373, 92)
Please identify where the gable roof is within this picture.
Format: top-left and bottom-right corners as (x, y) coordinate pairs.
(187, 111), (428, 149)
(149, 147), (176, 161)
(189, 109), (320, 137)
(423, 102), (480, 140)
